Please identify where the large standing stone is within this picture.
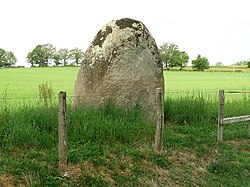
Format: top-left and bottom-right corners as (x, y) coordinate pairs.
(73, 18), (164, 120)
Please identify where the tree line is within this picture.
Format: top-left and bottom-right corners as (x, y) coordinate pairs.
(233, 59), (250, 68)
(0, 44), (84, 68)
(26, 44), (84, 67)
(1, 42), (250, 69)
(159, 43), (209, 71)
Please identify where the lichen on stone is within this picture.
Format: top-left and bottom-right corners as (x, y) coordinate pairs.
(115, 18), (142, 31)
(93, 25), (113, 47)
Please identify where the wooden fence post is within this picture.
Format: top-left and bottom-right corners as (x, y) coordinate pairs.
(248, 121), (250, 136)
(154, 87), (164, 154)
(218, 90), (225, 141)
(58, 91), (68, 166)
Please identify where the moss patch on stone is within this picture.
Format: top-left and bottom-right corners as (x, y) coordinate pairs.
(93, 25), (113, 47)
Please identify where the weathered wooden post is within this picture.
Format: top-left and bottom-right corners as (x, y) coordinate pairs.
(218, 90), (225, 141)
(248, 121), (250, 136)
(154, 87), (164, 154)
(58, 91), (68, 165)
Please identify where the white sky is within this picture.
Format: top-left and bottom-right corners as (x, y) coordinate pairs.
(1, 0), (250, 66)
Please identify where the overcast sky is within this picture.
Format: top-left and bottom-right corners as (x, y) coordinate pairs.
(1, 0), (250, 66)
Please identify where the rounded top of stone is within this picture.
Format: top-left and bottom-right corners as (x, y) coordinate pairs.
(85, 18), (162, 70)
(92, 18), (146, 48)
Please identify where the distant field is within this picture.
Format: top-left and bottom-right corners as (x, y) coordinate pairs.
(0, 67), (79, 98)
(164, 71), (250, 93)
(0, 67), (250, 99)
(181, 65), (250, 73)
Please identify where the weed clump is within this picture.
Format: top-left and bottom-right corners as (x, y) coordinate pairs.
(0, 85), (10, 125)
(39, 82), (54, 107)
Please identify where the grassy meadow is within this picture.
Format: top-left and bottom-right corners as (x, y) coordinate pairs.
(1, 67), (250, 98)
(0, 67), (78, 98)
(0, 67), (249, 186)
(165, 71), (250, 93)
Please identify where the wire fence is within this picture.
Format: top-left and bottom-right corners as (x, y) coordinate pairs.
(1, 90), (250, 100)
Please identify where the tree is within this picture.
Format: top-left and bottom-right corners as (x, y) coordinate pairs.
(58, 48), (69, 66)
(42, 43), (56, 65)
(27, 44), (56, 67)
(69, 47), (84, 66)
(173, 51), (189, 70)
(0, 49), (17, 67)
(27, 45), (47, 67)
(232, 58), (250, 67)
(233, 60), (247, 66)
(159, 42), (179, 69)
(52, 52), (61, 66)
(0, 48), (7, 67)
(192, 55), (209, 71)
(159, 43), (189, 70)
(26, 52), (35, 67)
(5, 51), (17, 66)
(247, 60), (250, 68)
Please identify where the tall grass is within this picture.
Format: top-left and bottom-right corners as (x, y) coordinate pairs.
(0, 99), (155, 149)
(1, 89), (249, 186)
(0, 85), (10, 125)
(1, 91), (249, 150)
(164, 92), (250, 124)
(0, 102), (57, 148)
(68, 102), (154, 145)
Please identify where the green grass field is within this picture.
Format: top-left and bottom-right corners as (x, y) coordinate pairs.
(165, 71), (250, 93)
(0, 67), (249, 186)
(0, 67), (79, 98)
(1, 67), (250, 98)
